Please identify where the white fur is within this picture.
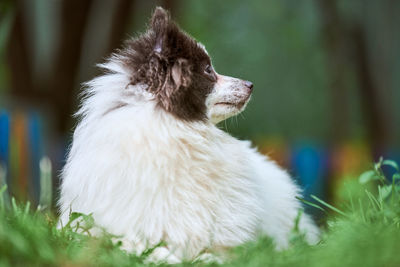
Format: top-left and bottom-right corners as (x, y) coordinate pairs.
(59, 60), (319, 263)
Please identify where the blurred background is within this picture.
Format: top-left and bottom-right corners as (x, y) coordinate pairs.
(0, 0), (399, 218)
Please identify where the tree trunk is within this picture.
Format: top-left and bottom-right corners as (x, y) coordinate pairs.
(48, 0), (94, 134)
(107, 0), (135, 53)
(351, 25), (389, 156)
(314, 0), (350, 143)
(7, 0), (35, 101)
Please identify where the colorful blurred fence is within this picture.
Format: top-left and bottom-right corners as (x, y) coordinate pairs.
(0, 109), (46, 203)
(0, 109), (399, 214)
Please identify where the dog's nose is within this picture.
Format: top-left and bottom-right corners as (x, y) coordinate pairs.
(244, 81), (253, 92)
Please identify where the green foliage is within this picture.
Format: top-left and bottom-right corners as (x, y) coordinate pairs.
(0, 159), (400, 266)
(356, 157), (400, 227)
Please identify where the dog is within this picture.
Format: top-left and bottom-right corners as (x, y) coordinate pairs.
(59, 7), (319, 264)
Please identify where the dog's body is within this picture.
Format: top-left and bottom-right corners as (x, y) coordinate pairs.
(59, 7), (318, 263)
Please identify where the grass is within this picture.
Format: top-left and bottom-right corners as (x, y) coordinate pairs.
(0, 158), (400, 266)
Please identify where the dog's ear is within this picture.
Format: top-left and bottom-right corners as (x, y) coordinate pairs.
(156, 58), (191, 111)
(171, 58), (191, 89)
(150, 7), (170, 54)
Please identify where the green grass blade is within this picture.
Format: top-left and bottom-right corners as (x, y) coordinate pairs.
(365, 189), (381, 211)
(310, 195), (347, 216)
(24, 201), (31, 215)
(11, 197), (18, 214)
(358, 198), (366, 223)
(39, 157), (53, 210)
(295, 196), (325, 212)
(0, 163), (10, 211)
(0, 184), (7, 212)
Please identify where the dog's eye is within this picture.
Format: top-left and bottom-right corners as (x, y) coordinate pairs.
(203, 64), (217, 82)
(204, 65), (213, 75)
(204, 64), (217, 82)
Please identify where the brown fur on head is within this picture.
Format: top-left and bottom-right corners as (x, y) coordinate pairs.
(119, 7), (217, 121)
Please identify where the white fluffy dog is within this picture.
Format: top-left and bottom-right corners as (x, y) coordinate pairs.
(59, 7), (319, 263)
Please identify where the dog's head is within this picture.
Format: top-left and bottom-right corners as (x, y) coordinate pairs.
(119, 7), (253, 124)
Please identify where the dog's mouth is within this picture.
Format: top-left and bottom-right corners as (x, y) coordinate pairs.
(215, 102), (244, 108)
(215, 102), (235, 106)
(215, 97), (250, 109)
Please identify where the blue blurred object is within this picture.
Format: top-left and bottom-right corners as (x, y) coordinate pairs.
(290, 143), (328, 214)
(0, 110), (10, 184)
(382, 150), (400, 182)
(28, 112), (43, 203)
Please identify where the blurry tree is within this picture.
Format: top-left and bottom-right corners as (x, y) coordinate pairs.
(315, 0), (398, 156)
(48, 0), (94, 133)
(315, 0), (350, 142)
(6, 0), (136, 134)
(107, 0), (136, 53)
